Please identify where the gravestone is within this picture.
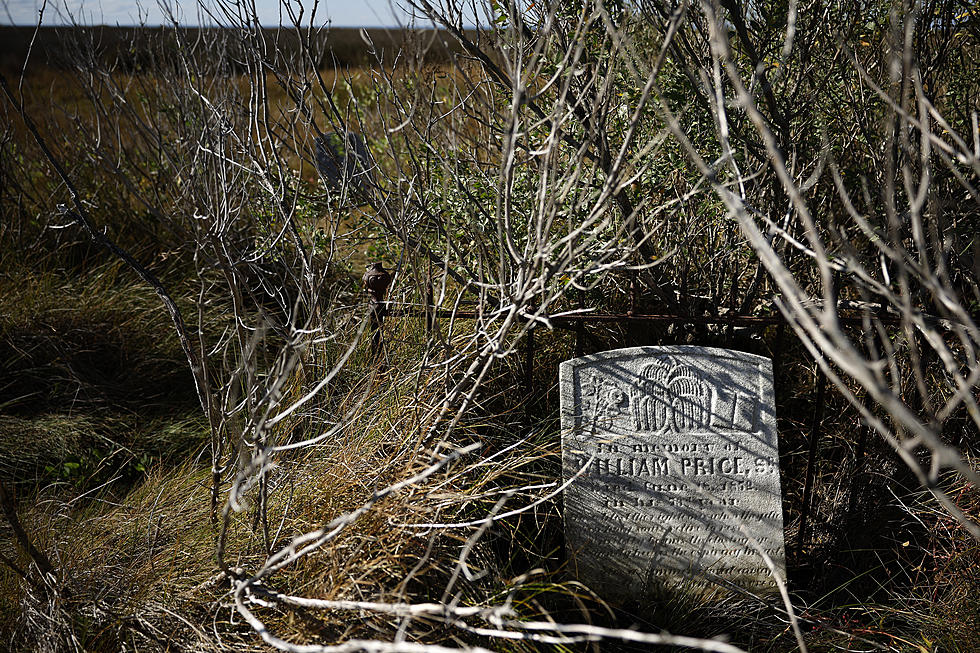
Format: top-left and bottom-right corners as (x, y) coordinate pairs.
(560, 346), (785, 601)
(314, 131), (374, 193)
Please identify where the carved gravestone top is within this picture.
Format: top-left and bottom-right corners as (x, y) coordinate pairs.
(560, 346), (785, 601)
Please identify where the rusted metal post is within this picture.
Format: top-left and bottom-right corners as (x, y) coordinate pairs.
(798, 367), (827, 554)
(627, 273), (640, 345)
(424, 286), (434, 336)
(363, 262), (392, 363)
(370, 300), (385, 360)
(629, 274), (637, 315)
(425, 262), (435, 336)
(524, 326), (535, 394)
(771, 323), (786, 377)
(846, 422), (870, 520)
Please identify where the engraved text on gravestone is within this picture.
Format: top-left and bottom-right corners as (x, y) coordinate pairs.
(560, 346), (785, 600)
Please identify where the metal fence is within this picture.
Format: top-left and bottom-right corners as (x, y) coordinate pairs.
(370, 300), (904, 555)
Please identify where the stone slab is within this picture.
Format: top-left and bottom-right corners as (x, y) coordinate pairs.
(560, 346), (785, 601)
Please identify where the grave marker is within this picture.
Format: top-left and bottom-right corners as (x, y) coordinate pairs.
(560, 346), (785, 601)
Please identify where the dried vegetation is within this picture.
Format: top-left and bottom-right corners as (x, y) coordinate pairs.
(1, 1), (979, 651)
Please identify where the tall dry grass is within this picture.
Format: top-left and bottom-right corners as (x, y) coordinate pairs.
(2, 9), (979, 652)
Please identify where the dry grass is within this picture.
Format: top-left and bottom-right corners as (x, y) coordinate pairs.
(2, 29), (980, 653)
(0, 346), (567, 651)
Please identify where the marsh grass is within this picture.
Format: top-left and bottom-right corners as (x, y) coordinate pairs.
(0, 348), (559, 650)
(3, 261), (979, 651)
(2, 28), (980, 651)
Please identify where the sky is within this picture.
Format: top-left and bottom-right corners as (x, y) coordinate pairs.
(0, 0), (465, 27)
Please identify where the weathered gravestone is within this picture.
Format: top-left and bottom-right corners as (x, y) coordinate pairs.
(560, 346), (785, 601)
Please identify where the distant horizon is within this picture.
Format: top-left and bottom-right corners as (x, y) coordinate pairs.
(1, 0), (483, 29)
(0, 22), (459, 28)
